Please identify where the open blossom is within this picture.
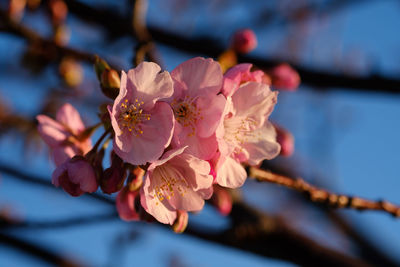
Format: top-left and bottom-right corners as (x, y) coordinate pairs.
(140, 147), (213, 224)
(52, 156), (98, 197)
(215, 82), (281, 188)
(168, 57), (226, 160)
(222, 63), (267, 97)
(109, 62), (175, 165)
(37, 103), (92, 166)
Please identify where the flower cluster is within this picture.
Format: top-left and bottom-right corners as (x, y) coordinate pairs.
(37, 57), (282, 228)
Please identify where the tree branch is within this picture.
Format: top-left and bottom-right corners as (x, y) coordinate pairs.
(249, 167), (400, 217)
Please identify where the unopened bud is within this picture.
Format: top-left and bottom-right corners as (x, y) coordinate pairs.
(275, 124), (294, 157)
(94, 55), (110, 80)
(172, 211), (188, 233)
(49, 0), (67, 25)
(59, 57), (83, 87)
(8, 0), (26, 21)
(128, 167), (145, 192)
(116, 187), (140, 221)
(268, 64), (300, 91)
(101, 69), (120, 99)
(100, 153), (127, 194)
(232, 29), (257, 54)
(53, 24), (70, 46)
(210, 185), (232, 216)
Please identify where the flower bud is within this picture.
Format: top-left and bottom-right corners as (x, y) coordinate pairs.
(268, 64), (300, 91)
(232, 29), (257, 54)
(54, 24), (70, 46)
(59, 57), (83, 87)
(8, 0), (26, 21)
(172, 211), (188, 234)
(100, 153), (127, 194)
(127, 167), (145, 192)
(52, 155), (98, 197)
(100, 69), (120, 99)
(116, 186), (140, 221)
(49, 0), (67, 25)
(94, 56), (110, 80)
(275, 124), (294, 157)
(210, 185), (232, 216)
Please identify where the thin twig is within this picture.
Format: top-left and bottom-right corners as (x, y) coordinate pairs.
(249, 167), (400, 217)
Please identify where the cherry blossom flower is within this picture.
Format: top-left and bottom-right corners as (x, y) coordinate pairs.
(140, 147), (213, 224)
(232, 29), (257, 54)
(168, 57), (226, 160)
(52, 155), (98, 197)
(116, 186), (140, 221)
(109, 62), (175, 165)
(37, 103), (92, 166)
(215, 82), (281, 188)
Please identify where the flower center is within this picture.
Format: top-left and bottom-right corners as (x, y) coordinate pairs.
(118, 99), (150, 136)
(152, 165), (189, 204)
(171, 96), (203, 137)
(224, 116), (258, 148)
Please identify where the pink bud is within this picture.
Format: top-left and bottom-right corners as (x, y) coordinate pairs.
(210, 185), (232, 216)
(116, 187), (140, 221)
(269, 64), (300, 91)
(52, 155), (98, 196)
(172, 211), (188, 233)
(100, 153), (127, 194)
(275, 124), (294, 157)
(232, 29), (257, 54)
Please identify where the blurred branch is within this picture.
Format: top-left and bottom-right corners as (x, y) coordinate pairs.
(1, 212), (118, 230)
(0, 232), (86, 267)
(0, 162), (374, 266)
(0, 9), (118, 69)
(60, 0), (400, 93)
(250, 167), (400, 217)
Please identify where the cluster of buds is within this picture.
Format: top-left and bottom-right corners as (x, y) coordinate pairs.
(37, 56), (297, 231)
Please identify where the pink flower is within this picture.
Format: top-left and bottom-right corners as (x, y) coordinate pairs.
(168, 57), (226, 160)
(140, 147), (213, 224)
(269, 63), (300, 91)
(116, 187), (140, 221)
(109, 62), (175, 165)
(52, 156), (98, 196)
(210, 185), (232, 216)
(222, 63), (267, 97)
(37, 103), (92, 166)
(232, 29), (257, 54)
(215, 82), (281, 188)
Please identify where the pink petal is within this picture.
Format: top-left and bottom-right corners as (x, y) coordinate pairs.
(140, 173), (177, 225)
(232, 82), (278, 125)
(196, 94), (226, 138)
(113, 102), (174, 165)
(216, 156), (247, 188)
(56, 103), (85, 135)
(126, 62), (173, 110)
(241, 121), (281, 165)
(51, 146), (78, 166)
(51, 161), (68, 186)
(171, 57), (223, 97)
(116, 188), (140, 221)
(36, 115), (69, 147)
(181, 133), (218, 161)
(66, 157), (98, 192)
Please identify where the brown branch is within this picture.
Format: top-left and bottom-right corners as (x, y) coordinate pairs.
(249, 167), (400, 217)
(0, 232), (86, 267)
(59, 0), (400, 93)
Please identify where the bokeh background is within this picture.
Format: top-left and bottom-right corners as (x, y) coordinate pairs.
(0, 0), (400, 266)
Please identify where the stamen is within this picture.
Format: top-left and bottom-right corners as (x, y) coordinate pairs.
(171, 96), (202, 137)
(152, 165), (189, 204)
(118, 98), (151, 137)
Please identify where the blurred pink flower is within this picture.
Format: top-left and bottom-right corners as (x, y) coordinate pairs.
(116, 186), (140, 221)
(37, 103), (92, 166)
(109, 62), (175, 165)
(52, 155), (98, 197)
(232, 29), (257, 54)
(222, 63), (266, 97)
(215, 82), (281, 188)
(269, 63), (300, 91)
(140, 147), (213, 224)
(275, 124), (295, 157)
(168, 57), (226, 160)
